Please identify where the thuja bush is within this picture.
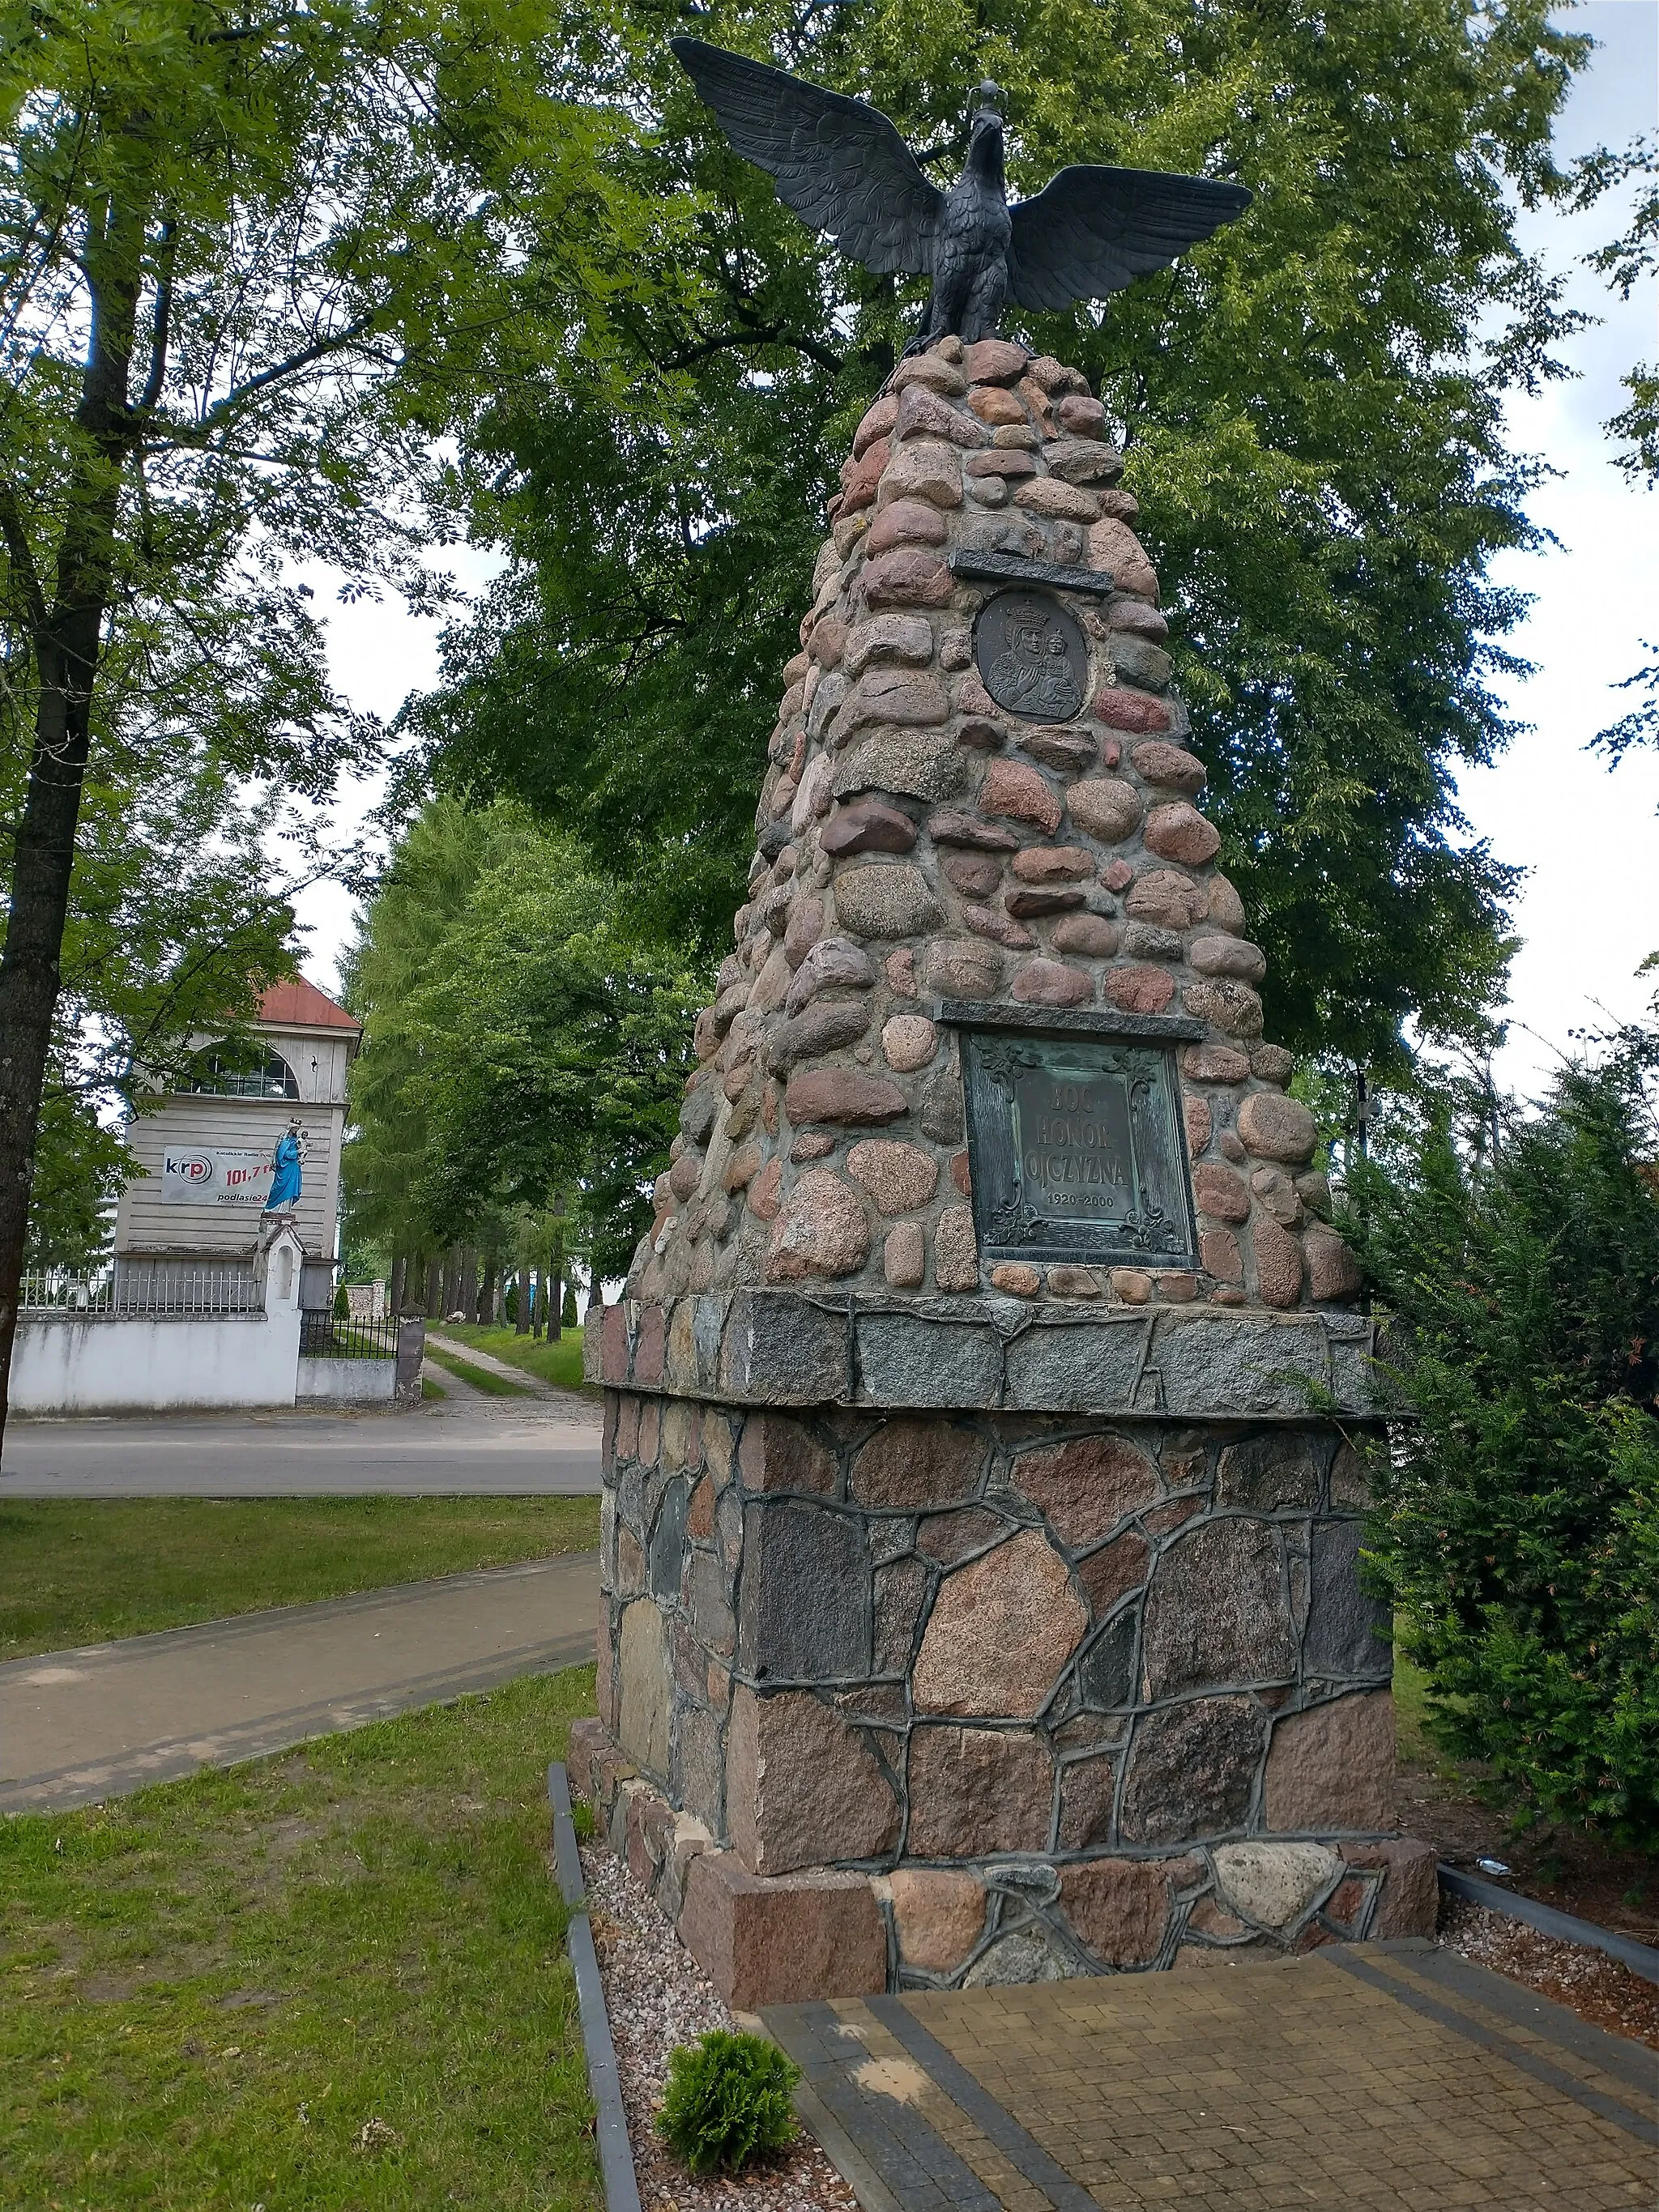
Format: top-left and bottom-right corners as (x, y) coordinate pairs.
(1346, 1047), (1659, 1848)
(656, 2030), (801, 2174)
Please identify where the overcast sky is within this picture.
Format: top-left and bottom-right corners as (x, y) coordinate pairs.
(290, 4), (1659, 1108)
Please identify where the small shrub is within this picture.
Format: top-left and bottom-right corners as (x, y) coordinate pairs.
(569, 1799), (595, 1842)
(333, 1282), (351, 1318)
(656, 2030), (801, 2174)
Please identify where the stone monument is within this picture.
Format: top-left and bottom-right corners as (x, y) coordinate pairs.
(569, 329), (1435, 2007)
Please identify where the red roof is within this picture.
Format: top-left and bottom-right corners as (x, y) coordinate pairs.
(257, 975), (360, 1033)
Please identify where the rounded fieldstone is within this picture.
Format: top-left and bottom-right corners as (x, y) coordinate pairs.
(847, 1138), (939, 1216)
(1184, 978), (1265, 1038)
(1189, 935), (1266, 982)
(1110, 1268), (1151, 1303)
(1014, 475), (1101, 521)
(861, 548), (954, 607)
(1092, 687), (1170, 733)
(1200, 1228), (1243, 1281)
(879, 440), (963, 509)
(784, 934), (876, 1016)
(1105, 965), (1175, 1015)
(1143, 802), (1221, 865)
(1051, 914), (1120, 957)
(942, 848), (1002, 898)
(881, 1014), (938, 1072)
(1304, 1225), (1363, 1301)
(883, 1221), (925, 1288)
(821, 797), (919, 858)
(1128, 740), (1205, 793)
(934, 1204), (979, 1290)
(852, 393), (898, 458)
(1183, 1042), (1251, 1083)
(834, 863), (941, 943)
(1207, 874), (1247, 931)
(1251, 1042), (1296, 1085)
(1065, 776), (1142, 842)
(892, 351), (968, 395)
(1126, 869), (1207, 929)
(923, 938), (1003, 999)
(1060, 1860), (1174, 1967)
(783, 1068), (906, 1126)
(965, 337), (1032, 383)
(888, 1869), (988, 1971)
(1251, 1218), (1305, 1309)
(914, 1527), (1087, 1716)
(1013, 1434), (1160, 1548)
(1192, 1161), (1250, 1222)
(768, 999), (873, 1073)
(765, 1168), (870, 1281)
(1012, 958), (1094, 1007)
(1212, 1840), (1339, 1930)
(865, 500), (948, 555)
(969, 384), (1028, 424)
(990, 1261), (1041, 1296)
(1011, 843), (1094, 882)
(1184, 1094), (1213, 1157)
(1142, 1517), (1296, 1698)
(979, 758), (1062, 833)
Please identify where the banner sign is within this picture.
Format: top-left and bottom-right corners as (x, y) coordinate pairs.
(159, 1147), (277, 1207)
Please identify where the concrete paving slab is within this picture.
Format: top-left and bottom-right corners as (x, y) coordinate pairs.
(765, 1942), (1657, 2211)
(0, 1396), (602, 1497)
(0, 1550), (599, 1811)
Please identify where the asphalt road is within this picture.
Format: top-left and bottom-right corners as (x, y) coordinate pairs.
(0, 1551), (601, 1811)
(0, 1393), (604, 1497)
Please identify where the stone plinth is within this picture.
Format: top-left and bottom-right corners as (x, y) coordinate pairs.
(569, 335), (1431, 2002)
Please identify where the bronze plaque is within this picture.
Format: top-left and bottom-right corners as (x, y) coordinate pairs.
(973, 588), (1087, 721)
(962, 1029), (1197, 1266)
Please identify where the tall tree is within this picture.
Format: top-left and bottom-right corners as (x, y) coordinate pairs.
(342, 799), (697, 1290)
(0, 0), (680, 1438)
(413, 0), (1591, 1051)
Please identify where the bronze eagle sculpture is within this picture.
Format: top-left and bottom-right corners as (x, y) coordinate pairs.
(670, 40), (1252, 350)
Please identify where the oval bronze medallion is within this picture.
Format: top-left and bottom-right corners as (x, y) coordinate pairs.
(974, 589), (1088, 722)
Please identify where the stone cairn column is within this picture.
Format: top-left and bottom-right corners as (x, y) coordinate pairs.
(571, 336), (1434, 2010)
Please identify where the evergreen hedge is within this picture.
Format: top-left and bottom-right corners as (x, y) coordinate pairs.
(1347, 1048), (1659, 1849)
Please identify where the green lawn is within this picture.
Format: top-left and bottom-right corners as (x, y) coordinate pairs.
(0, 1669), (602, 2210)
(436, 1321), (595, 1396)
(423, 1345), (534, 1396)
(0, 1497), (600, 1661)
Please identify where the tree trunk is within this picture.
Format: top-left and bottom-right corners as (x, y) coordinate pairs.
(477, 1255), (495, 1325)
(459, 1244), (477, 1324)
(514, 1268), (530, 1335)
(0, 197), (146, 1452)
(548, 1230), (565, 1342)
(424, 1255), (441, 1317)
(390, 1253), (407, 1315)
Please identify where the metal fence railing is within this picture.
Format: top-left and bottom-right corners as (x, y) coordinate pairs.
(298, 1310), (400, 1362)
(20, 1265), (262, 1318)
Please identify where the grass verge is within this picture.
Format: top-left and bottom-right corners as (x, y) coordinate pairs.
(424, 1346), (533, 1397)
(0, 1496), (600, 1660)
(0, 1669), (602, 2210)
(436, 1322), (594, 1396)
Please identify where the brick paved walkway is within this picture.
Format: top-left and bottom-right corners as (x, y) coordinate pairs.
(764, 1941), (1657, 2210)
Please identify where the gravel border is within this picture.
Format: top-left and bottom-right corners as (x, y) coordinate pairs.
(1440, 1895), (1659, 2049)
(578, 1841), (859, 2212)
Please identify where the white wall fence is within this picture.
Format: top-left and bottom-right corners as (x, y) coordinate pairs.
(12, 1232), (420, 1415)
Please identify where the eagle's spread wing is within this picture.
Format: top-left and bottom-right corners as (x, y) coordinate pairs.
(1006, 166), (1251, 312)
(671, 38), (942, 277)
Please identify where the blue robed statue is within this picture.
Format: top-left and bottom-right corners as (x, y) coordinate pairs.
(263, 1121), (304, 1212)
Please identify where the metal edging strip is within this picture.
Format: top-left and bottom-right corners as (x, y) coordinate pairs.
(548, 1762), (642, 2212)
(1439, 1862), (1659, 1988)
